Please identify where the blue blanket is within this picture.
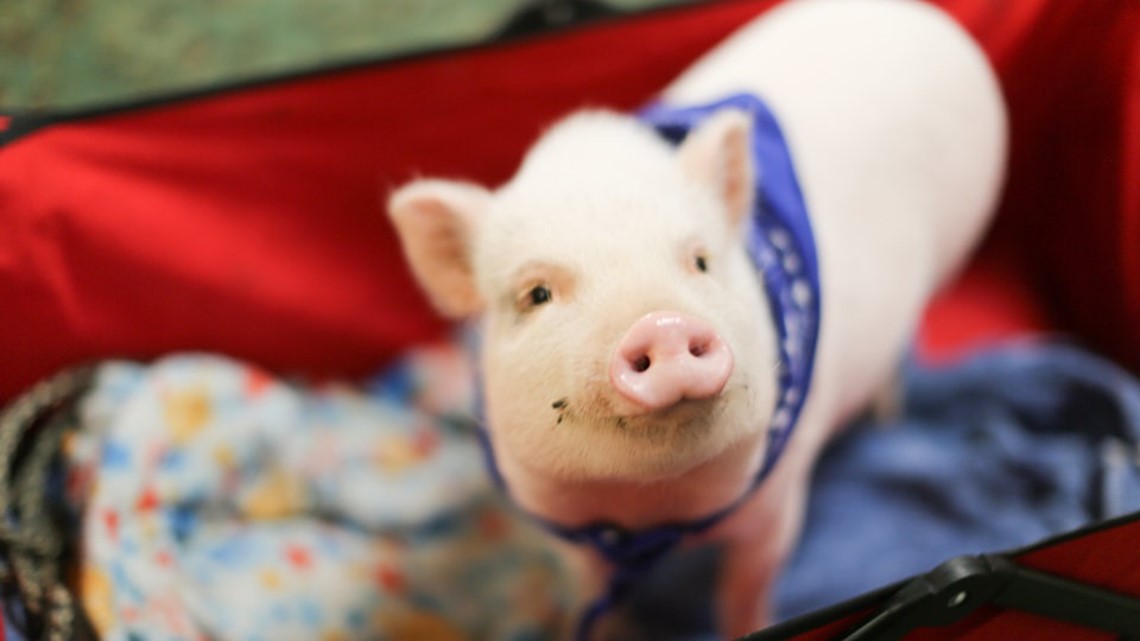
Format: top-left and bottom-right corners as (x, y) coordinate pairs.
(630, 341), (1140, 637)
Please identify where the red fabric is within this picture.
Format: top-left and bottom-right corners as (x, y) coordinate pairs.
(918, 248), (1051, 364)
(906, 610), (1116, 641)
(0, 0), (1137, 400)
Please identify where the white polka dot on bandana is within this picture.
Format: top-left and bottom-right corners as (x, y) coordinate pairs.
(769, 228), (791, 250)
(793, 280), (813, 307)
(771, 408), (790, 430)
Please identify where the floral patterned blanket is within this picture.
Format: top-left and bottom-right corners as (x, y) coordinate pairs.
(65, 347), (575, 641)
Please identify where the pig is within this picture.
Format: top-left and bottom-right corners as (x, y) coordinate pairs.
(385, 0), (1007, 637)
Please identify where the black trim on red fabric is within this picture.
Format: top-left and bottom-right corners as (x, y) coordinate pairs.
(737, 584), (901, 641)
(1011, 508), (1140, 558)
(0, 0), (736, 147)
(0, 112), (54, 147)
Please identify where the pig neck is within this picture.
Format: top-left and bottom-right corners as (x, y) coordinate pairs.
(488, 93), (822, 541)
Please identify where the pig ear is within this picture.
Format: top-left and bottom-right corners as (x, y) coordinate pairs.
(387, 179), (490, 318)
(676, 109), (755, 229)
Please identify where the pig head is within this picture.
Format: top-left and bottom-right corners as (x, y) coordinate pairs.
(388, 110), (780, 525)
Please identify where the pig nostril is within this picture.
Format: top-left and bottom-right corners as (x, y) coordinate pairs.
(632, 355), (651, 373)
(689, 340), (708, 358)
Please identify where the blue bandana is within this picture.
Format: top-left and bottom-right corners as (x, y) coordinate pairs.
(641, 93), (821, 484)
(476, 93), (821, 640)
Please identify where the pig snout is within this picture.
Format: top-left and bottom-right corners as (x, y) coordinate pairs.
(610, 311), (734, 412)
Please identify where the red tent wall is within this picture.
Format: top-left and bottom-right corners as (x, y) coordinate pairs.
(920, 0), (1140, 368)
(1, 0), (1137, 401)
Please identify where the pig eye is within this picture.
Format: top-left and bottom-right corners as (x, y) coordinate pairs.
(694, 255), (709, 273)
(527, 285), (552, 307)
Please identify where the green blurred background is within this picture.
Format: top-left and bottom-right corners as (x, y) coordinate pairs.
(0, 0), (687, 112)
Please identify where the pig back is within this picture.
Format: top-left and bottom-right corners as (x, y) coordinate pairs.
(662, 0), (1007, 426)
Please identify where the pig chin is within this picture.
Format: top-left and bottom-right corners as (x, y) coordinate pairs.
(491, 379), (769, 483)
(601, 384), (766, 479)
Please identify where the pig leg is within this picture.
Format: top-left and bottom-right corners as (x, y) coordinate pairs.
(714, 442), (814, 638)
(719, 542), (782, 636)
(720, 503), (805, 635)
(867, 369), (905, 424)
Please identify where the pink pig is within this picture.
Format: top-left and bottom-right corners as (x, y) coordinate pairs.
(387, 0), (1007, 637)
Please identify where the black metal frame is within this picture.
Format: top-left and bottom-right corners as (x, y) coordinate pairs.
(834, 554), (1140, 640)
(496, 0), (620, 40)
(740, 510), (1140, 641)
